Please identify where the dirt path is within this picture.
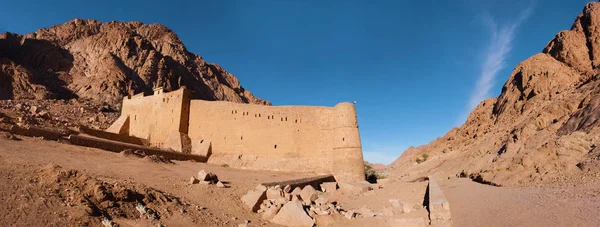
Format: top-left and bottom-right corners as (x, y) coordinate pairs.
(439, 178), (600, 227)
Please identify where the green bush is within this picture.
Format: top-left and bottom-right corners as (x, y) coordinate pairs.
(416, 153), (429, 164)
(221, 163), (230, 168)
(364, 163), (385, 183)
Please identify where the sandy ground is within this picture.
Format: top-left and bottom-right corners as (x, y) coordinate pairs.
(439, 178), (600, 227)
(0, 136), (319, 226)
(0, 134), (435, 226)
(4, 132), (598, 226)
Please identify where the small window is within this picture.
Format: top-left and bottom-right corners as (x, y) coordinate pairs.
(285, 117), (288, 121)
(281, 118), (283, 121)
(268, 116), (270, 119)
(274, 144), (277, 149)
(295, 119), (298, 123)
(241, 136), (243, 140)
(343, 138), (345, 141)
(259, 114), (261, 117)
(200, 140), (204, 143)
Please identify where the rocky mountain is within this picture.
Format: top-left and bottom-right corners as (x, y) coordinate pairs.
(0, 19), (269, 105)
(391, 1), (600, 187)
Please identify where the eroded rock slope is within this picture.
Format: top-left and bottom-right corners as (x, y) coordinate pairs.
(0, 19), (269, 105)
(391, 1), (600, 186)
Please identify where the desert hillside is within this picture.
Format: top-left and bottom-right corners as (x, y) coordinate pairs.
(0, 19), (269, 105)
(391, 1), (600, 187)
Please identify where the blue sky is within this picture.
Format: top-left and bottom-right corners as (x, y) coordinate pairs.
(0, 0), (593, 164)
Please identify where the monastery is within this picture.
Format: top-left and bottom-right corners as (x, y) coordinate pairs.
(107, 87), (365, 182)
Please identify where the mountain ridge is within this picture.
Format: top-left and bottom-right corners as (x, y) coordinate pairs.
(0, 19), (269, 105)
(390, 1), (600, 187)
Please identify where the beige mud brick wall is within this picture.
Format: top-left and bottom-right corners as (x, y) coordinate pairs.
(119, 87), (192, 152)
(188, 100), (365, 182)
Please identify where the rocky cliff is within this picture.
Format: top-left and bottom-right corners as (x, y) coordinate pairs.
(391, 1), (600, 186)
(0, 19), (269, 105)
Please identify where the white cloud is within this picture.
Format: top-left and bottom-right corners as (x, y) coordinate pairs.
(459, 4), (534, 124)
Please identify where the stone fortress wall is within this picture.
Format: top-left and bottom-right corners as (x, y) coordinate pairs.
(109, 87), (365, 182)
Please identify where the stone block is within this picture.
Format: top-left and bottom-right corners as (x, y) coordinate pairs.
(320, 182), (338, 193)
(241, 185), (268, 212)
(189, 176), (199, 184)
(283, 184), (292, 193)
(197, 170), (218, 182)
(270, 201), (315, 227)
(191, 139), (212, 157)
(261, 206), (281, 220)
(106, 115), (129, 135)
(291, 187), (302, 195)
(300, 185), (319, 204)
(338, 181), (373, 195)
(267, 187), (285, 200)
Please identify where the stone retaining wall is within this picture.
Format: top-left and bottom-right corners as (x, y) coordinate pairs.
(68, 135), (207, 162)
(428, 176), (452, 225)
(261, 174), (336, 190)
(79, 126), (147, 146)
(1, 124), (70, 140)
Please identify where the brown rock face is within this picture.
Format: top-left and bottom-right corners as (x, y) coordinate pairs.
(391, 2), (600, 187)
(0, 19), (270, 105)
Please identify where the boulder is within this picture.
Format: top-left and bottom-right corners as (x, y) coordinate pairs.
(198, 170), (218, 182)
(29, 106), (39, 115)
(189, 176), (199, 184)
(267, 187), (285, 200)
(315, 196), (329, 206)
(338, 182), (372, 195)
(216, 181), (227, 188)
(300, 185), (319, 204)
(241, 185), (268, 212)
(291, 187), (302, 195)
(275, 197), (288, 208)
(261, 205), (281, 220)
(320, 182), (338, 193)
(283, 185), (292, 193)
(270, 201), (315, 227)
(344, 210), (355, 219)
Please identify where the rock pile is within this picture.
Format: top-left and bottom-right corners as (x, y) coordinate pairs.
(0, 99), (119, 130)
(241, 182), (382, 226)
(189, 170), (228, 188)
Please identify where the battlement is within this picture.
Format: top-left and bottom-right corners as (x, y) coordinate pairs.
(109, 87), (365, 182)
